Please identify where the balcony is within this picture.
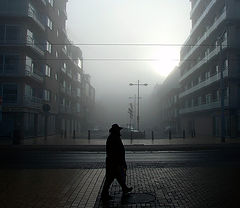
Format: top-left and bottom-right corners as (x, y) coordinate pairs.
(179, 70), (228, 98)
(25, 65), (43, 82)
(23, 96), (42, 108)
(190, 0), (201, 18)
(181, 8), (226, 64)
(180, 38), (227, 82)
(191, 0), (216, 37)
(179, 99), (229, 114)
(28, 6), (45, 31)
(26, 35), (45, 56)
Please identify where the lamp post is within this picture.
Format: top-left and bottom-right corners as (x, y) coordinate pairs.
(129, 80), (148, 131)
(129, 95), (137, 129)
(218, 32), (226, 143)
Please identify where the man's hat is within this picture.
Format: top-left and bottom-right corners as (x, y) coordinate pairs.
(109, 124), (123, 133)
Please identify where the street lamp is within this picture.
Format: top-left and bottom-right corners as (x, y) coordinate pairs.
(129, 80), (148, 131)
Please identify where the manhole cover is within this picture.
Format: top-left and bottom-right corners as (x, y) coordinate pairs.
(115, 193), (156, 204)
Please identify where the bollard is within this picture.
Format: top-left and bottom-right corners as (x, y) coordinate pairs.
(183, 129), (185, 139)
(64, 130), (67, 138)
(151, 131), (154, 140)
(73, 130), (76, 139)
(169, 130), (172, 140)
(13, 129), (22, 145)
(88, 130), (90, 140)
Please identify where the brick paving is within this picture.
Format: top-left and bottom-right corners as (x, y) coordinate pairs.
(96, 167), (240, 208)
(0, 169), (105, 208)
(0, 166), (240, 208)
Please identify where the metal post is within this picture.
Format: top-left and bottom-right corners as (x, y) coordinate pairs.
(88, 130), (90, 140)
(44, 113), (48, 140)
(0, 96), (2, 122)
(129, 81), (148, 131)
(137, 80), (140, 131)
(152, 131), (154, 140)
(218, 37), (226, 143)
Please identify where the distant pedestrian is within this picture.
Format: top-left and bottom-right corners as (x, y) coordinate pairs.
(101, 124), (133, 201)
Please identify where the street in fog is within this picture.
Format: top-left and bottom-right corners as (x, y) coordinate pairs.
(1, 150), (240, 168)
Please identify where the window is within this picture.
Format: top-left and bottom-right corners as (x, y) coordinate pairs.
(206, 94), (211, 104)
(47, 0), (54, 7)
(25, 56), (33, 73)
(45, 65), (51, 77)
(55, 73), (58, 80)
(56, 51), (58, 58)
(77, 73), (81, 82)
(44, 89), (51, 101)
(1, 84), (18, 103)
(5, 55), (19, 73)
(224, 59), (228, 70)
(47, 17), (53, 30)
(25, 84), (32, 97)
(56, 29), (59, 37)
(0, 25), (4, 41)
(46, 41), (52, 53)
(62, 62), (66, 72)
(78, 58), (82, 68)
(6, 25), (20, 41)
(77, 88), (81, 97)
(77, 103), (80, 113)
(198, 96), (202, 105)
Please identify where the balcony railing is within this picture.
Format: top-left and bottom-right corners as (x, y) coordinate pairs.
(181, 8), (226, 64)
(28, 6), (45, 30)
(25, 65), (43, 82)
(180, 38), (227, 82)
(23, 95), (42, 108)
(26, 35), (45, 56)
(179, 99), (228, 114)
(190, 0), (201, 17)
(179, 70), (228, 98)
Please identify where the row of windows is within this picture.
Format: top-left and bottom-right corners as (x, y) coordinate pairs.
(182, 59), (228, 91)
(182, 88), (229, 108)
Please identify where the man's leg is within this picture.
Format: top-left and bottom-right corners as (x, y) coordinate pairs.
(101, 171), (114, 198)
(115, 166), (131, 192)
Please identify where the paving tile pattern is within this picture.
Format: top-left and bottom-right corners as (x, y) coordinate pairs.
(0, 169), (104, 208)
(96, 167), (240, 208)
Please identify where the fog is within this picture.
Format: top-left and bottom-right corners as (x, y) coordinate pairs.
(66, 0), (191, 129)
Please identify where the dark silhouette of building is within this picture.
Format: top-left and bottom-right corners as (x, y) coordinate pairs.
(0, 0), (95, 139)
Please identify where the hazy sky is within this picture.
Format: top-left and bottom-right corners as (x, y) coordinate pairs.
(66, 0), (191, 128)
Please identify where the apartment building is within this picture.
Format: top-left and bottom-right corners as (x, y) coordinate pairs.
(0, 0), (95, 139)
(155, 67), (181, 136)
(179, 0), (240, 137)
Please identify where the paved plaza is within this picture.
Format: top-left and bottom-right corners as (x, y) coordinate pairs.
(0, 165), (239, 208)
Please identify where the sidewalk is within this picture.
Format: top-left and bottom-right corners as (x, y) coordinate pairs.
(1, 166), (239, 208)
(95, 165), (240, 208)
(0, 169), (105, 208)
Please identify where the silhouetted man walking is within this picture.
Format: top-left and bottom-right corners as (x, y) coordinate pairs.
(101, 124), (133, 201)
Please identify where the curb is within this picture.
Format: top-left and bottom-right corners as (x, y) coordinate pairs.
(0, 143), (240, 152)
